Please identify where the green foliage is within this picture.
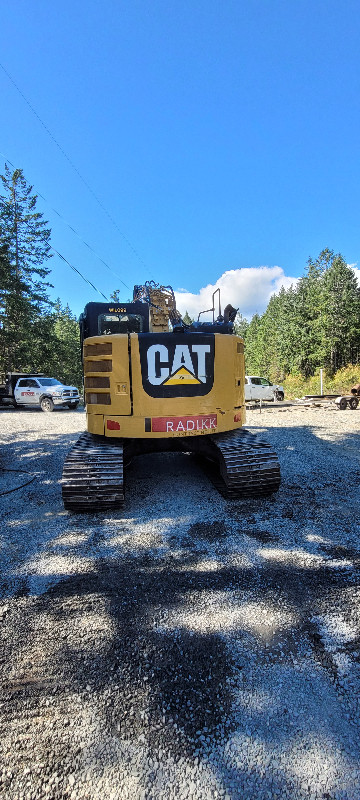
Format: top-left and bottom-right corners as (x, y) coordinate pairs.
(0, 164), (52, 302)
(53, 301), (82, 386)
(243, 314), (262, 374)
(233, 312), (249, 340)
(244, 249), (360, 383)
(0, 165), (53, 374)
(0, 165), (82, 388)
(283, 365), (360, 399)
(182, 310), (194, 325)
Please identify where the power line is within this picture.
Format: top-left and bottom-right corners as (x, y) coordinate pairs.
(38, 193), (131, 292)
(0, 60), (151, 274)
(0, 153), (110, 301)
(0, 150), (131, 292)
(50, 247), (109, 300)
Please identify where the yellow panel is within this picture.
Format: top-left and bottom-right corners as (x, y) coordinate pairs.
(234, 335), (245, 408)
(87, 412), (104, 435)
(85, 332), (246, 438)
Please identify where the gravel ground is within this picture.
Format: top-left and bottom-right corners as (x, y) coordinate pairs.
(1, 403), (360, 800)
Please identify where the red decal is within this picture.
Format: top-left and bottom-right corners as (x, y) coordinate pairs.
(152, 414), (217, 433)
(107, 420), (121, 430)
(21, 392), (35, 396)
(234, 413), (242, 422)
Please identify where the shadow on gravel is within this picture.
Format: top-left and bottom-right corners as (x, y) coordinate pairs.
(3, 545), (360, 797)
(0, 430), (83, 597)
(0, 430), (81, 482)
(2, 421), (360, 796)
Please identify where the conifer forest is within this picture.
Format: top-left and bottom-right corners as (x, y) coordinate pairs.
(0, 165), (82, 387)
(234, 248), (360, 395)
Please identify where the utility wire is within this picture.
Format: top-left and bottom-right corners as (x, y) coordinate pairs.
(0, 154), (109, 300)
(50, 247), (108, 300)
(40, 195), (131, 292)
(0, 150), (114, 299)
(0, 150), (131, 292)
(0, 61), (151, 274)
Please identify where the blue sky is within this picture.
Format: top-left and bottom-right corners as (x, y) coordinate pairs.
(1, 0), (359, 319)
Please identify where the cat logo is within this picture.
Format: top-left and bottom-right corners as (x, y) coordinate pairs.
(139, 334), (215, 398)
(163, 366), (201, 386)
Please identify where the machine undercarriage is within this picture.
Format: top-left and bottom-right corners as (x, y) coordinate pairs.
(62, 428), (281, 512)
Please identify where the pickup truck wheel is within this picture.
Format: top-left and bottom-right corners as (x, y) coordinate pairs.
(40, 397), (54, 412)
(67, 401), (79, 409)
(275, 391), (284, 401)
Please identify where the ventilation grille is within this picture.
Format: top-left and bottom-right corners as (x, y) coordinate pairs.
(84, 342), (112, 357)
(86, 392), (111, 405)
(85, 359), (112, 373)
(85, 376), (110, 389)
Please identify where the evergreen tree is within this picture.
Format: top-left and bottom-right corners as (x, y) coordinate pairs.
(233, 312), (249, 340)
(182, 310), (193, 325)
(18, 301), (82, 387)
(0, 243), (15, 372)
(243, 313), (262, 374)
(0, 240), (37, 372)
(0, 165), (54, 373)
(295, 258), (324, 377)
(241, 248), (360, 382)
(273, 285), (302, 377)
(53, 301), (82, 386)
(321, 251), (360, 373)
(0, 164), (52, 305)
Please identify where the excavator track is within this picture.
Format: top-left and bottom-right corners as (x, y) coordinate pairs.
(61, 428), (280, 512)
(202, 428), (281, 498)
(62, 433), (124, 512)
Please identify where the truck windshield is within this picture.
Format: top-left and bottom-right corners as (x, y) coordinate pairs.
(37, 378), (61, 386)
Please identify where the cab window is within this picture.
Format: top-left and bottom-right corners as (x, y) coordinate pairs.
(18, 378), (39, 387)
(98, 313), (144, 335)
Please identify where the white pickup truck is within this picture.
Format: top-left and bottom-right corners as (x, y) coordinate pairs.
(245, 376), (284, 402)
(0, 372), (80, 411)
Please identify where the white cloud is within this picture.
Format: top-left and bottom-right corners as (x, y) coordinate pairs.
(349, 264), (360, 285)
(175, 266), (297, 321)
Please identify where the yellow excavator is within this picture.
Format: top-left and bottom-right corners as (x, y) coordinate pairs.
(61, 282), (280, 511)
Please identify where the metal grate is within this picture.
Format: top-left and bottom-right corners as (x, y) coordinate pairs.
(85, 360), (112, 373)
(84, 342), (112, 356)
(86, 392), (111, 405)
(85, 376), (110, 388)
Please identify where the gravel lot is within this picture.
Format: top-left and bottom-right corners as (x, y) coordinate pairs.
(1, 403), (360, 800)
